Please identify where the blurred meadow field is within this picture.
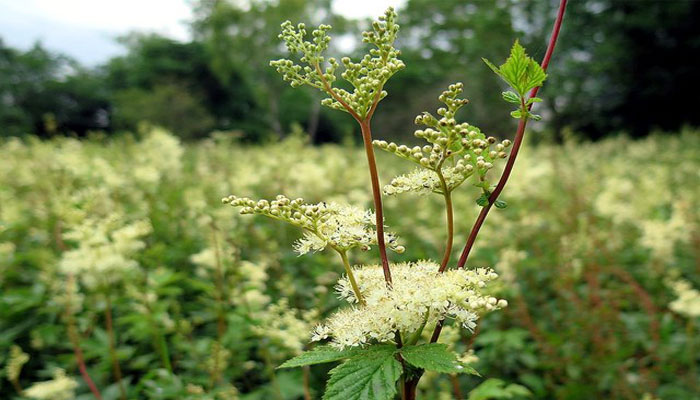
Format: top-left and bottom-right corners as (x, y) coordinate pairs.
(0, 127), (698, 399)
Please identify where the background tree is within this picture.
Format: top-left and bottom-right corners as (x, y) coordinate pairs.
(517, 0), (700, 139)
(0, 41), (109, 137)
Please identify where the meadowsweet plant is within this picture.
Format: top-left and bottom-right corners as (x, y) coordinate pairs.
(223, 5), (566, 399)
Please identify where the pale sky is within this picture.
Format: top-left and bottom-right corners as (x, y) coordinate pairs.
(0, 0), (405, 65)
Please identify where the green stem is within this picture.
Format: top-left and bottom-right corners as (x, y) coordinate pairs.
(337, 250), (365, 305)
(407, 310), (430, 346)
(262, 346), (283, 400)
(436, 168), (454, 272)
(152, 318), (172, 373)
(10, 378), (23, 395)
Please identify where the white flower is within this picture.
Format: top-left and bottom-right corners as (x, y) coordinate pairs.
(668, 279), (700, 318)
(384, 167), (473, 196)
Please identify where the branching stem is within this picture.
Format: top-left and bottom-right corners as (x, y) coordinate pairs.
(429, 0), (568, 353)
(314, 62), (393, 285)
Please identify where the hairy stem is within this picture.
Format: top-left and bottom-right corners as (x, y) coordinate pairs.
(104, 292), (127, 400)
(338, 250), (365, 305)
(456, 0), (568, 269)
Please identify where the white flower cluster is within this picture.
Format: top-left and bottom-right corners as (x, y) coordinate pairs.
(293, 202), (403, 255)
(59, 215), (152, 288)
(132, 128), (184, 185)
(668, 279), (700, 318)
(222, 196), (404, 255)
(5, 345), (29, 382)
(234, 260), (271, 309)
(252, 299), (318, 355)
(23, 369), (78, 400)
(312, 261), (506, 348)
(383, 167), (472, 196)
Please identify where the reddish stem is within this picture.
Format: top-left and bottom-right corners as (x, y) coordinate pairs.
(315, 62), (392, 284)
(456, 0), (568, 269)
(361, 120), (393, 284)
(65, 276), (103, 400)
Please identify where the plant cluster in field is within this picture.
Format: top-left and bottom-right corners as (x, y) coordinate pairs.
(221, 7), (559, 400)
(1, 122), (698, 400)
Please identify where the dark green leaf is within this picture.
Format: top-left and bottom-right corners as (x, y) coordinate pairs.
(401, 344), (480, 375)
(476, 194), (490, 207)
(279, 346), (359, 368)
(323, 345), (401, 400)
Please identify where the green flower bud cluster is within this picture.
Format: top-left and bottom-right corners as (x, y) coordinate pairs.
(270, 8), (405, 120)
(374, 83), (512, 194)
(269, 22), (333, 90)
(222, 194), (319, 230)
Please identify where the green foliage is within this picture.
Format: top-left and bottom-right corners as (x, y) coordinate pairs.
(400, 343), (479, 375)
(0, 130), (699, 398)
(278, 346), (358, 368)
(112, 84), (215, 140)
(468, 378), (532, 400)
(323, 345), (401, 400)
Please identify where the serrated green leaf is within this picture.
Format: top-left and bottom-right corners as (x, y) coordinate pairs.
(476, 194), (490, 207)
(323, 345), (401, 400)
(501, 91), (520, 104)
(510, 110), (523, 119)
(485, 40), (547, 97)
(482, 58), (500, 77)
(278, 346), (358, 368)
(526, 97), (542, 105)
(400, 344), (480, 376)
(494, 199), (507, 209)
